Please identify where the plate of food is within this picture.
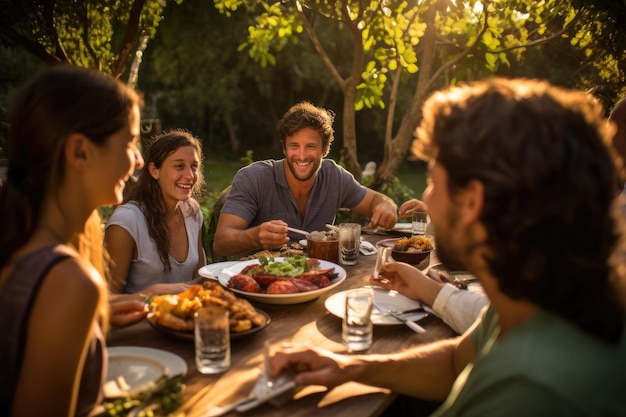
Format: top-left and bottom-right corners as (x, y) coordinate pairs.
(104, 346), (187, 398)
(377, 236), (434, 264)
(147, 281), (270, 340)
(217, 255), (347, 304)
(325, 287), (428, 325)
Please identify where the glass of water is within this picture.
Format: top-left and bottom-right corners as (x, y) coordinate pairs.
(411, 211), (428, 236)
(195, 306), (231, 374)
(342, 288), (373, 352)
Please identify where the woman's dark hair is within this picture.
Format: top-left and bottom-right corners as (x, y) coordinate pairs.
(124, 130), (205, 271)
(276, 101), (335, 152)
(0, 64), (141, 270)
(414, 78), (625, 343)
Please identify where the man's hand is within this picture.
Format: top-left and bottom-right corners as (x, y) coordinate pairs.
(369, 195), (398, 229)
(256, 219), (290, 250)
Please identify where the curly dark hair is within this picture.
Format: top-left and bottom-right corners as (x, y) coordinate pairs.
(276, 101), (335, 151)
(414, 78), (625, 344)
(124, 130), (205, 271)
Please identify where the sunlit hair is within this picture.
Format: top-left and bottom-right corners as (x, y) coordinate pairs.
(0, 64), (142, 331)
(276, 101), (335, 152)
(413, 77), (625, 343)
(123, 130), (205, 272)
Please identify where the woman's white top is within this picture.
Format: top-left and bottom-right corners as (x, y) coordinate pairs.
(106, 200), (203, 293)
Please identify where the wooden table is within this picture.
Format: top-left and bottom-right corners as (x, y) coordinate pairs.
(108, 234), (456, 417)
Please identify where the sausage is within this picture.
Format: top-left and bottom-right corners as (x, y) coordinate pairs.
(267, 280), (300, 294)
(228, 274), (263, 293)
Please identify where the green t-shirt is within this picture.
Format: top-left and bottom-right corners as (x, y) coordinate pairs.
(431, 306), (626, 417)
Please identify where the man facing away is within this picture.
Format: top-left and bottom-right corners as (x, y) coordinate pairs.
(213, 101), (398, 258)
(269, 78), (626, 416)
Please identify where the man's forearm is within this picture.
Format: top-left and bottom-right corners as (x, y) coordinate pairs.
(213, 228), (259, 258)
(370, 192), (397, 213)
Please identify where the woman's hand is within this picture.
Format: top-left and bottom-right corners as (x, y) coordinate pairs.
(109, 294), (148, 328)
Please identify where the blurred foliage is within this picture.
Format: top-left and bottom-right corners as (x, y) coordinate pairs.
(138, 0), (342, 158)
(0, 0), (170, 77)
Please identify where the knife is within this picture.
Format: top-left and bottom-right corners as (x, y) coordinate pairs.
(372, 300), (426, 334)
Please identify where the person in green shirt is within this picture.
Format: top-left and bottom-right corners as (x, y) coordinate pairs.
(268, 78), (626, 416)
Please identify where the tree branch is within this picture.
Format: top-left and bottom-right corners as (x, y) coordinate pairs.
(0, 25), (62, 64)
(111, 0), (146, 78)
(422, 4), (491, 94)
(296, 0), (346, 90)
(42, 0), (70, 62)
(79, 0), (101, 70)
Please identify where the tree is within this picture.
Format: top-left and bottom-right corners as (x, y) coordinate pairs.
(140, 0), (344, 156)
(212, 0), (625, 192)
(0, 0), (172, 78)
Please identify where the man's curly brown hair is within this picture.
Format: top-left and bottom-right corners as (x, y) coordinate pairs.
(414, 78), (625, 344)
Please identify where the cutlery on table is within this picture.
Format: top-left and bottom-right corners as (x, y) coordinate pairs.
(372, 300), (426, 334)
(287, 226), (309, 237)
(359, 240), (377, 255)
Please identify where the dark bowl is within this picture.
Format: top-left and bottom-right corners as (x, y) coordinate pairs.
(377, 238), (433, 265)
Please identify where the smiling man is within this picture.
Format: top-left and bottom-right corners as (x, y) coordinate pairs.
(213, 101), (398, 258)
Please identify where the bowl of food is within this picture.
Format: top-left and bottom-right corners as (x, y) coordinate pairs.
(306, 230), (339, 263)
(377, 236), (434, 264)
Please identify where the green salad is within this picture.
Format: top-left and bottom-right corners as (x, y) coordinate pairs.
(258, 255), (309, 277)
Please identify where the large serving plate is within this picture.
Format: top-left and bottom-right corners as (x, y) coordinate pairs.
(325, 287), (428, 325)
(146, 308), (271, 341)
(217, 258), (347, 304)
(104, 346), (187, 398)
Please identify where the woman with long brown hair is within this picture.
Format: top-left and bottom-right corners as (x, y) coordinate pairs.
(0, 64), (144, 416)
(105, 130), (206, 294)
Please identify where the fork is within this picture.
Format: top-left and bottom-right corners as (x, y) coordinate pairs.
(374, 305), (426, 317)
(392, 306), (426, 315)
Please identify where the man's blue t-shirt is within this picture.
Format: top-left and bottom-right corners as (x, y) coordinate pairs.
(221, 159), (366, 240)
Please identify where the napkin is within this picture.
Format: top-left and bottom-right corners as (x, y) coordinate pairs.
(359, 241), (377, 256)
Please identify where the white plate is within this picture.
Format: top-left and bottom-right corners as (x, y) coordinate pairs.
(104, 346), (187, 398)
(217, 258), (347, 304)
(393, 223), (413, 232)
(198, 261), (240, 279)
(325, 287), (428, 325)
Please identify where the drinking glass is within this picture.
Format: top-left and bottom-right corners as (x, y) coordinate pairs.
(411, 211), (428, 236)
(342, 288), (373, 352)
(373, 246), (392, 279)
(338, 223), (361, 265)
(195, 306), (230, 374)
